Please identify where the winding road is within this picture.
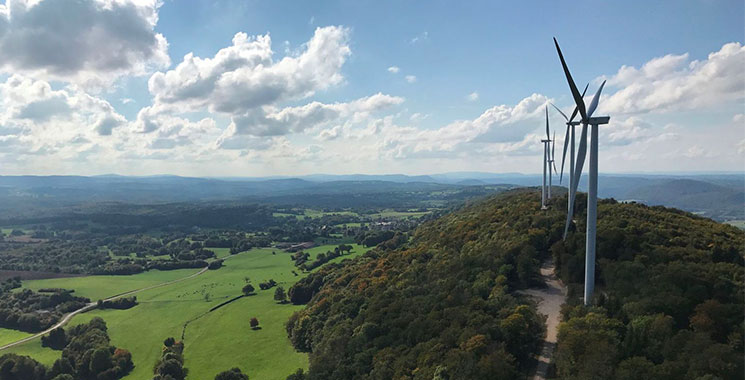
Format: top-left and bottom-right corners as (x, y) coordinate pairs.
(519, 260), (567, 380)
(0, 265), (210, 351)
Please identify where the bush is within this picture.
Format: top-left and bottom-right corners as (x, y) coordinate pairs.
(214, 367), (249, 380)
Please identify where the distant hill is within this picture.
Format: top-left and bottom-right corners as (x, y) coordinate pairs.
(0, 173), (741, 221)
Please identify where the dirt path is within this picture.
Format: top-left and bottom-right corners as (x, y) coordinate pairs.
(520, 260), (567, 380)
(0, 265), (210, 351)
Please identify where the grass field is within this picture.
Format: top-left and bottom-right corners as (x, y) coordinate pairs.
(368, 209), (431, 218)
(208, 247), (232, 259)
(5, 244), (370, 379)
(0, 328), (32, 347)
(21, 268), (200, 301)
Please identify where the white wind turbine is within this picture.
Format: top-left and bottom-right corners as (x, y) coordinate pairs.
(550, 83), (588, 239)
(554, 37), (610, 306)
(540, 106), (553, 209)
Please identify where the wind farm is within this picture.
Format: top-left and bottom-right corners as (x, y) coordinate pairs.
(0, 2), (741, 380)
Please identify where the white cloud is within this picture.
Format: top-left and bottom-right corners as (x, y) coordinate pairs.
(387, 66), (400, 74)
(409, 113), (428, 122)
(1, 75), (125, 137)
(468, 92), (479, 102)
(216, 93), (404, 144)
(733, 113), (744, 123)
(600, 42), (745, 114)
(405, 75), (417, 83)
(121, 98), (135, 105)
(0, 0), (169, 89)
(410, 31), (428, 44)
(683, 145), (707, 158)
(376, 93), (550, 159)
(149, 26), (350, 114)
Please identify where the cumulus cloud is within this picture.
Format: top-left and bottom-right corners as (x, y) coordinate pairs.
(216, 93), (404, 146)
(1, 75), (125, 138)
(0, 0), (169, 88)
(405, 75), (417, 83)
(600, 42), (745, 114)
(387, 66), (400, 74)
(468, 92), (479, 102)
(376, 93), (550, 159)
(148, 26), (350, 116)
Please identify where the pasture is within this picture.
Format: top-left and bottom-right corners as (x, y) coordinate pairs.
(5, 244), (369, 379)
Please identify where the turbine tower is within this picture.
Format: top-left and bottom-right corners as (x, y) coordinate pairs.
(545, 107), (554, 200)
(541, 136), (549, 209)
(554, 37), (610, 306)
(540, 107), (551, 209)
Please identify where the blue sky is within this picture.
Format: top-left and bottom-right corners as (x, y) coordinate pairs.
(0, 0), (742, 176)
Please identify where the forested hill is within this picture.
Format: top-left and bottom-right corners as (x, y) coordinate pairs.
(286, 190), (564, 379)
(285, 190), (745, 380)
(553, 194), (744, 379)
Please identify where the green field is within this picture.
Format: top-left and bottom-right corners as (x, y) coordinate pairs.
(368, 209), (430, 218)
(0, 328), (32, 347)
(208, 247), (233, 259)
(273, 209), (359, 220)
(22, 268), (201, 301)
(4, 244), (369, 379)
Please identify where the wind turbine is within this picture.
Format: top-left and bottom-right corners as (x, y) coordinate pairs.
(554, 37), (610, 306)
(540, 106), (552, 209)
(550, 83), (588, 240)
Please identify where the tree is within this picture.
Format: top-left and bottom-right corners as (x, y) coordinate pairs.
(214, 367), (249, 380)
(274, 287), (287, 304)
(89, 347), (113, 374)
(250, 317), (259, 330)
(286, 369), (306, 380)
(242, 284), (255, 296)
(41, 327), (67, 350)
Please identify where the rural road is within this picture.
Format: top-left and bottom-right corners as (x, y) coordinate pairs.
(519, 260), (567, 380)
(0, 265), (211, 351)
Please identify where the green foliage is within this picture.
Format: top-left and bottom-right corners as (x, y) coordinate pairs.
(1, 317), (133, 380)
(241, 283), (255, 296)
(0, 289), (89, 333)
(214, 367), (249, 380)
(554, 195), (745, 380)
(286, 190), (557, 379)
(153, 338), (187, 380)
(274, 287), (287, 303)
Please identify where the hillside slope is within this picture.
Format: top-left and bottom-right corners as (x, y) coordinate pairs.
(553, 194), (744, 379)
(286, 190), (567, 379)
(285, 190), (744, 380)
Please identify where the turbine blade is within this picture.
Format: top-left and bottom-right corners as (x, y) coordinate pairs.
(552, 132), (557, 174)
(554, 37), (587, 122)
(545, 106), (550, 140)
(552, 131), (556, 160)
(568, 83), (590, 123)
(550, 103), (568, 121)
(586, 80), (606, 119)
(559, 125), (570, 183)
(564, 124), (586, 240)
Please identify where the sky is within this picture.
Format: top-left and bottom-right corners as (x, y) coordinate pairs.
(0, 0), (743, 176)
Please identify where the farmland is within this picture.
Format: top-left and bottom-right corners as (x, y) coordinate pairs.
(4, 244), (370, 379)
